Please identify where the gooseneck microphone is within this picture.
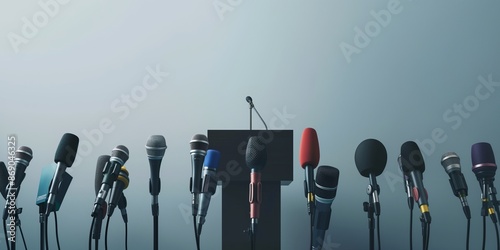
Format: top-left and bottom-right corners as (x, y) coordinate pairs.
(246, 136), (267, 250)
(441, 152), (471, 219)
(246, 96), (268, 130)
(197, 149), (221, 236)
(312, 166), (340, 250)
(355, 138), (387, 250)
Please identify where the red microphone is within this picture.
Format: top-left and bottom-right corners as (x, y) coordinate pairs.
(300, 128), (320, 215)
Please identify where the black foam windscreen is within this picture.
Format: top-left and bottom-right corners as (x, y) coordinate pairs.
(110, 145), (129, 166)
(0, 162), (8, 199)
(190, 134), (209, 151)
(315, 165), (340, 200)
(146, 135), (167, 158)
(354, 139), (387, 177)
(54, 133), (79, 167)
(94, 155), (110, 195)
(471, 142), (496, 167)
(246, 136), (267, 171)
(400, 141), (425, 173)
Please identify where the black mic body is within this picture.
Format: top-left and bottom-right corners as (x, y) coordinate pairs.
(146, 135), (167, 217)
(108, 166), (129, 217)
(190, 134), (208, 217)
(398, 155), (414, 210)
(441, 152), (471, 219)
(3, 146), (33, 220)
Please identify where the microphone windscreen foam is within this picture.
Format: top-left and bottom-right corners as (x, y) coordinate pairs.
(95, 155), (110, 195)
(246, 136), (267, 171)
(471, 142), (497, 176)
(0, 162), (8, 199)
(146, 135), (167, 159)
(400, 141), (425, 173)
(315, 165), (340, 200)
(355, 139), (387, 177)
(54, 133), (79, 167)
(299, 128), (320, 169)
(190, 134), (209, 152)
(204, 150), (221, 169)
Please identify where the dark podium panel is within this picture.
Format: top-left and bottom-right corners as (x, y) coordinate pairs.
(208, 130), (293, 250)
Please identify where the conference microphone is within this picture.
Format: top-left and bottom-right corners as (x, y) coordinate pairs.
(197, 149), (221, 235)
(441, 152), (471, 219)
(190, 134), (208, 217)
(246, 136), (267, 235)
(300, 128), (320, 216)
(398, 155), (414, 210)
(146, 135), (167, 217)
(108, 166), (129, 217)
(3, 146), (33, 220)
(312, 165), (340, 250)
(246, 96), (268, 130)
(46, 133), (79, 215)
(400, 141), (431, 224)
(471, 142), (499, 223)
(0, 162), (8, 199)
(93, 145), (129, 217)
(355, 139), (387, 216)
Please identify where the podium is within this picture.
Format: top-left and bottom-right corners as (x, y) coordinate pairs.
(207, 130), (293, 250)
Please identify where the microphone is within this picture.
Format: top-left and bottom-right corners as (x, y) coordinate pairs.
(246, 136), (267, 235)
(46, 133), (79, 215)
(117, 196), (128, 223)
(441, 152), (471, 219)
(312, 165), (340, 250)
(91, 155), (110, 241)
(300, 128), (320, 216)
(93, 145), (129, 217)
(197, 149), (221, 235)
(355, 139), (387, 216)
(400, 141), (431, 224)
(0, 162), (8, 199)
(246, 96), (268, 130)
(3, 146), (33, 220)
(190, 134), (208, 217)
(471, 142), (499, 223)
(398, 155), (414, 210)
(146, 135), (167, 217)
(36, 163), (73, 211)
(94, 156), (110, 197)
(108, 166), (129, 217)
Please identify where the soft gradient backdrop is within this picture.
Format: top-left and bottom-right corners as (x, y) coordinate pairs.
(1, 1), (500, 249)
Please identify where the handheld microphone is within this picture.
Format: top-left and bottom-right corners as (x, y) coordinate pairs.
(146, 135), (167, 217)
(312, 165), (340, 250)
(246, 136), (267, 235)
(246, 96), (268, 130)
(197, 149), (221, 235)
(441, 152), (471, 219)
(93, 146), (129, 217)
(92, 155), (110, 240)
(471, 142), (499, 223)
(108, 166), (129, 217)
(398, 155), (414, 210)
(355, 139), (387, 216)
(190, 134), (208, 217)
(46, 133), (79, 215)
(400, 141), (431, 224)
(117, 196), (128, 223)
(300, 128), (320, 216)
(0, 162), (8, 199)
(3, 146), (33, 220)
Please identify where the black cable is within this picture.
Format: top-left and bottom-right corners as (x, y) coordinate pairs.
(193, 216), (200, 250)
(409, 209), (413, 250)
(89, 217), (96, 250)
(310, 212), (313, 250)
(376, 214), (381, 250)
(494, 221), (500, 250)
(482, 215), (486, 250)
(54, 211), (61, 250)
(95, 238), (98, 250)
(153, 215), (158, 250)
(124, 222), (128, 250)
(425, 223), (430, 250)
(45, 214), (49, 250)
(466, 218), (470, 250)
(104, 216), (111, 250)
(18, 222), (27, 250)
(4, 219), (11, 250)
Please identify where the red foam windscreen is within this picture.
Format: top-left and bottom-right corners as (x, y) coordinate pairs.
(299, 127), (320, 169)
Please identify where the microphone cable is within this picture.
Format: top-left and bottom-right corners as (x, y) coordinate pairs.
(124, 221), (128, 250)
(153, 212), (159, 250)
(466, 217), (470, 250)
(376, 214), (381, 250)
(18, 219), (28, 250)
(3, 218), (10, 250)
(89, 217), (96, 250)
(408, 207), (413, 250)
(494, 220), (500, 250)
(193, 215), (200, 250)
(309, 212), (313, 250)
(104, 216), (111, 250)
(54, 211), (61, 250)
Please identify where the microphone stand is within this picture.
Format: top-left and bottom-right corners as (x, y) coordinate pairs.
(363, 185), (377, 250)
(249, 104), (253, 131)
(38, 204), (46, 250)
(485, 178), (500, 224)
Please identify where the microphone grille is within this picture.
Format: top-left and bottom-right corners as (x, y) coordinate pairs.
(110, 145), (129, 166)
(400, 141), (425, 173)
(190, 134), (209, 152)
(246, 136), (267, 171)
(441, 152), (461, 174)
(315, 165), (340, 201)
(146, 135), (167, 159)
(299, 128), (320, 169)
(54, 133), (79, 167)
(15, 146), (33, 166)
(354, 139), (387, 177)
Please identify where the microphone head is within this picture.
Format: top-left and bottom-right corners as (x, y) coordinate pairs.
(146, 135), (167, 160)
(246, 136), (267, 171)
(246, 96), (253, 104)
(110, 145), (129, 166)
(204, 150), (221, 170)
(54, 133), (79, 167)
(400, 141), (425, 173)
(315, 165), (340, 203)
(354, 138), (387, 177)
(299, 128), (320, 169)
(471, 142), (497, 178)
(441, 152), (461, 175)
(0, 162), (8, 199)
(95, 155), (110, 195)
(15, 146), (33, 167)
(117, 166), (130, 189)
(190, 134), (209, 153)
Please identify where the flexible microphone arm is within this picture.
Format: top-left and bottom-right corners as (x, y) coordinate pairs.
(246, 96), (268, 130)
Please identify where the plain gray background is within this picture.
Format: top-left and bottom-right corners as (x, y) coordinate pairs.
(1, 0), (500, 249)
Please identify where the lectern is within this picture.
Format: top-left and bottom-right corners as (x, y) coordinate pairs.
(207, 130), (293, 250)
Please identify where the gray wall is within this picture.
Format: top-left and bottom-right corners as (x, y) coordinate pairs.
(1, 1), (500, 249)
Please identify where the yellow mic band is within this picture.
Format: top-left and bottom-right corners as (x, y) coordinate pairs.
(420, 204), (430, 213)
(308, 193), (314, 202)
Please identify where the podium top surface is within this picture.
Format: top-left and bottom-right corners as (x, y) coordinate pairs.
(207, 130), (293, 185)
